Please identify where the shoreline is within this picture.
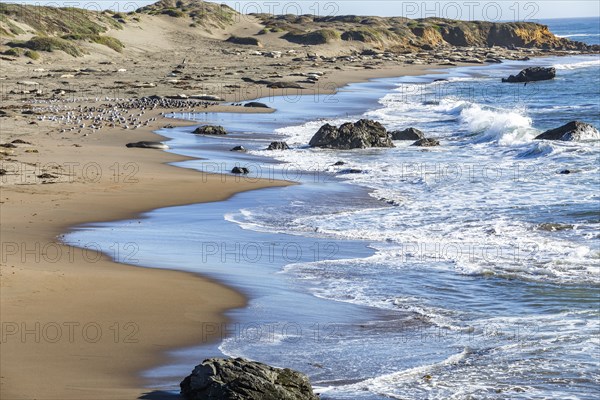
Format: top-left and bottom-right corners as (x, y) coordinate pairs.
(1, 51), (592, 398)
(0, 62), (447, 400)
(0, 106), (291, 399)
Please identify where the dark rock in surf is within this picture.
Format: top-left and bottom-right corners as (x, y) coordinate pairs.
(412, 138), (440, 147)
(193, 125), (227, 135)
(534, 121), (599, 141)
(230, 145), (247, 152)
(338, 168), (363, 174)
(309, 119), (394, 149)
(390, 127), (425, 141)
(266, 141), (290, 150)
(502, 67), (556, 83)
(180, 357), (318, 400)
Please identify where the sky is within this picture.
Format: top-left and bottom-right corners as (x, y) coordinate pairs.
(3, 0), (600, 20)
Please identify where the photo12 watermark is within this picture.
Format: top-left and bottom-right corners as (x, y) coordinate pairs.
(1, 321), (140, 344)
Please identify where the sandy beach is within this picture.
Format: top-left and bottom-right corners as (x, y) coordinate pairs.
(1, 2), (597, 399)
(0, 105), (292, 399)
(0, 61), (441, 399)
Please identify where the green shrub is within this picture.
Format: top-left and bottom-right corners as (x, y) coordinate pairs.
(8, 36), (83, 57)
(24, 50), (40, 60)
(3, 47), (22, 56)
(91, 35), (124, 52)
(61, 33), (124, 52)
(162, 9), (185, 18)
(283, 29), (341, 45)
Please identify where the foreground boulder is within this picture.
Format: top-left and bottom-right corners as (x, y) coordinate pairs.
(180, 358), (318, 400)
(412, 138), (440, 147)
(126, 141), (169, 149)
(267, 141), (290, 150)
(309, 119), (394, 149)
(390, 127), (425, 140)
(193, 125), (227, 135)
(502, 67), (556, 83)
(534, 121), (600, 141)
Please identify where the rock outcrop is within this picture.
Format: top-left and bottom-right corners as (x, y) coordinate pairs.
(266, 141), (290, 150)
(193, 125), (227, 135)
(412, 138), (440, 147)
(502, 67), (556, 83)
(180, 358), (318, 400)
(534, 121), (600, 141)
(309, 119), (394, 149)
(125, 141), (169, 149)
(390, 127), (425, 140)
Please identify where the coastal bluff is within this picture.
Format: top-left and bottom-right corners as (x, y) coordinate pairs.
(1, 0), (597, 62)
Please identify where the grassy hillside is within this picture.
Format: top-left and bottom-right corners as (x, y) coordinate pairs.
(0, 0), (594, 60)
(254, 13), (592, 51)
(135, 0), (238, 30)
(0, 2), (125, 56)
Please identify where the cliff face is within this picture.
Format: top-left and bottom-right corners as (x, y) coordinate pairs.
(256, 15), (595, 51)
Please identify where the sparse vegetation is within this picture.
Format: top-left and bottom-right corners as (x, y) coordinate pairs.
(91, 35), (124, 52)
(3, 47), (22, 56)
(162, 9), (185, 18)
(0, 3), (122, 37)
(0, 14), (25, 36)
(24, 50), (40, 60)
(60, 33), (123, 52)
(8, 36), (83, 57)
(137, 0), (237, 29)
(341, 28), (390, 43)
(283, 29), (341, 45)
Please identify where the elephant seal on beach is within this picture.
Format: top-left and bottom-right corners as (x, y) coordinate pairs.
(126, 141), (169, 150)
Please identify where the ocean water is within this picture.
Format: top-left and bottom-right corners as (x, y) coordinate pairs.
(65, 18), (599, 400)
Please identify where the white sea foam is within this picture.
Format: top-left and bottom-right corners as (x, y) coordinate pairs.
(459, 103), (535, 145)
(556, 33), (600, 38)
(553, 58), (600, 70)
